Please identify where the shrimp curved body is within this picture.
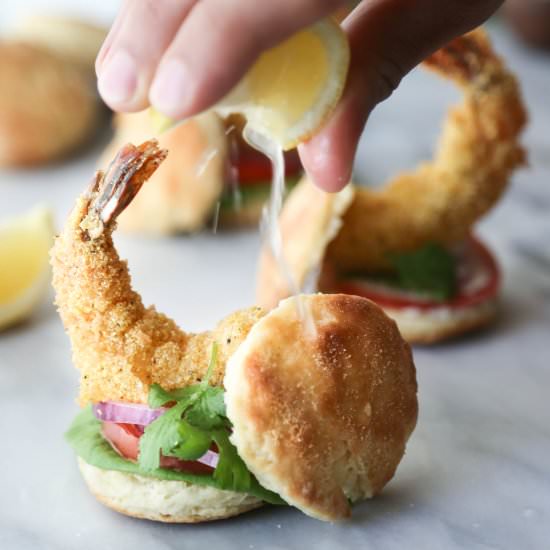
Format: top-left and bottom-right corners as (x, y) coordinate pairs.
(51, 141), (264, 405)
(327, 29), (527, 272)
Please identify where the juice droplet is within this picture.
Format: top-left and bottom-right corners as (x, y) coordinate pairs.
(243, 125), (316, 337)
(211, 201), (221, 234)
(222, 125), (243, 212)
(195, 148), (219, 178)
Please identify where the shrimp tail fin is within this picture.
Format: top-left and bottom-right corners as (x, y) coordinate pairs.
(423, 29), (497, 84)
(82, 140), (167, 238)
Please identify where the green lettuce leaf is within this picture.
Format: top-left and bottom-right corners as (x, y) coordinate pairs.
(65, 406), (284, 505)
(387, 243), (457, 301)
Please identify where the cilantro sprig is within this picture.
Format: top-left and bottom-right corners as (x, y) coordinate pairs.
(138, 343), (254, 492)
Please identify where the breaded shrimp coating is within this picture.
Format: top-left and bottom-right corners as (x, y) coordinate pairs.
(328, 29), (527, 271)
(51, 141), (264, 405)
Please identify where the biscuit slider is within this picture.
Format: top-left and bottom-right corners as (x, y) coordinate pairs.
(54, 140), (417, 522)
(66, 294), (417, 522)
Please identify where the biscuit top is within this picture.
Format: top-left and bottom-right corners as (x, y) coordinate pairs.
(224, 293), (418, 520)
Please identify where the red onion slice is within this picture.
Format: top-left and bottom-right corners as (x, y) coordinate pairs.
(196, 449), (220, 469)
(93, 401), (166, 426)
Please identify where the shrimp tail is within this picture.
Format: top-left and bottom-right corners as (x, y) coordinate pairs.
(82, 141), (167, 237)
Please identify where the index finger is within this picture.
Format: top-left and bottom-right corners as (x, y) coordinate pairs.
(149, 0), (347, 119)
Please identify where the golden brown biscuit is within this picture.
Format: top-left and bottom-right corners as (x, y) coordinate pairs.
(383, 300), (498, 344)
(225, 293), (418, 521)
(78, 459), (262, 523)
(11, 15), (107, 75)
(98, 111), (227, 234)
(0, 42), (98, 167)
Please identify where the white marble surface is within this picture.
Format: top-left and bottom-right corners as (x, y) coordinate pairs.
(1, 11), (549, 550)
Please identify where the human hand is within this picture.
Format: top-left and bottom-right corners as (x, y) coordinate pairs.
(96, 0), (503, 192)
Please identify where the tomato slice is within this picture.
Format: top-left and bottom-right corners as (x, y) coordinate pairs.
(228, 141), (302, 185)
(102, 422), (141, 461)
(329, 236), (500, 310)
(101, 422), (215, 475)
(159, 455), (215, 475)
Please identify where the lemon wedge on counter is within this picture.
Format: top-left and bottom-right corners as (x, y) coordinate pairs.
(151, 18), (350, 149)
(0, 206), (54, 331)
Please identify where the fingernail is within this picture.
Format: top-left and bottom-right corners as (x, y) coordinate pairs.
(97, 50), (137, 105)
(150, 59), (192, 118)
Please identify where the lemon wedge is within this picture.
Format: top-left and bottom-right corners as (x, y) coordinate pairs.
(151, 18), (349, 149)
(0, 206), (54, 331)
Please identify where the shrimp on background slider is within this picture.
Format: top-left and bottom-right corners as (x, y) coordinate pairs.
(257, 29), (527, 344)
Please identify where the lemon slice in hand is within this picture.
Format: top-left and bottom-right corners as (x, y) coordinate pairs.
(151, 18), (350, 150)
(0, 206), (54, 331)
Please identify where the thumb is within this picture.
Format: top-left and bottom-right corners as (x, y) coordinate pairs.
(299, 0), (503, 192)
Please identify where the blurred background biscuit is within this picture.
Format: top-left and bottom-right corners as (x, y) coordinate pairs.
(0, 42), (99, 167)
(99, 111), (227, 234)
(10, 14), (107, 76)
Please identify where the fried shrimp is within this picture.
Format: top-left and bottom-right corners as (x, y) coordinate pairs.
(51, 140), (264, 405)
(327, 29), (527, 272)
